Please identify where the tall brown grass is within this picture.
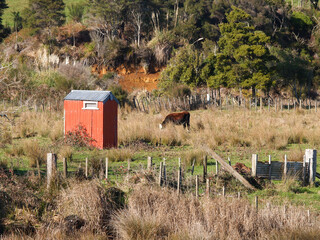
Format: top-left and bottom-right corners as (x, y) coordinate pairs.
(118, 108), (320, 150)
(112, 185), (320, 240)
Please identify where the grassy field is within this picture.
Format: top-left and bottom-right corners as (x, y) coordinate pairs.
(1, 103), (320, 209)
(2, 103), (320, 238)
(2, 0), (86, 28)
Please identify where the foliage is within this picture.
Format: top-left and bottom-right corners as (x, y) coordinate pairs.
(65, 124), (97, 148)
(22, 0), (65, 34)
(159, 45), (205, 89)
(108, 84), (128, 107)
(0, 0), (8, 41)
(66, 3), (85, 23)
(211, 7), (273, 95)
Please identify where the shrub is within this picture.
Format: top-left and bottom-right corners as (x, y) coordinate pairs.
(65, 124), (96, 148)
(108, 84), (128, 107)
(23, 140), (45, 168)
(59, 145), (73, 162)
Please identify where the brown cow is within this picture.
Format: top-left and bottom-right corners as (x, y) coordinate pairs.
(159, 111), (190, 130)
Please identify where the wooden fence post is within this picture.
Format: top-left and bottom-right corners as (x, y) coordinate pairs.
(147, 156), (153, 170)
(255, 196), (258, 211)
(47, 153), (57, 189)
(203, 155), (207, 183)
(238, 192), (241, 199)
(63, 157), (67, 178)
(163, 158), (167, 186)
(305, 149), (317, 184)
(268, 155), (272, 181)
(215, 159), (219, 175)
(228, 157), (231, 166)
(299, 99), (302, 110)
(177, 158), (182, 194)
(191, 159), (195, 175)
(127, 159), (131, 174)
(85, 157), (88, 178)
(105, 157), (109, 180)
(222, 186), (225, 197)
(196, 175), (199, 199)
(260, 97), (263, 111)
(159, 162), (163, 186)
(252, 154), (258, 177)
(303, 155), (307, 185)
(284, 154), (287, 178)
(206, 178), (210, 197)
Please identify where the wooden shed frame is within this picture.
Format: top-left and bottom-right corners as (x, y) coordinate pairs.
(64, 90), (119, 149)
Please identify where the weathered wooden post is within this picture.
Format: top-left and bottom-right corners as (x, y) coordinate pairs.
(222, 186), (225, 197)
(105, 157), (109, 180)
(305, 149), (317, 184)
(147, 156), (153, 170)
(163, 158), (167, 186)
(206, 178), (210, 197)
(255, 196), (258, 211)
(203, 155), (207, 183)
(299, 99), (302, 110)
(63, 157), (67, 178)
(127, 159), (131, 175)
(268, 155), (272, 181)
(215, 159), (219, 175)
(196, 175), (199, 199)
(159, 162), (163, 186)
(228, 157), (231, 166)
(191, 159), (195, 175)
(315, 101), (317, 113)
(237, 192), (241, 199)
(251, 154), (258, 177)
(177, 158), (181, 194)
(47, 153), (57, 189)
(288, 99), (290, 111)
(284, 154), (288, 178)
(260, 97), (263, 111)
(85, 157), (88, 178)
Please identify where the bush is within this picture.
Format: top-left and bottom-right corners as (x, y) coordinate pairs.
(65, 124), (96, 148)
(23, 140), (45, 168)
(108, 84), (128, 107)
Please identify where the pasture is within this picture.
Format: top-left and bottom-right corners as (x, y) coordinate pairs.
(1, 102), (320, 238)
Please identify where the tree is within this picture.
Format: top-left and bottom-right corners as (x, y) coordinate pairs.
(0, 0), (8, 41)
(211, 7), (273, 97)
(67, 3), (85, 23)
(159, 45), (205, 89)
(24, 0), (65, 33)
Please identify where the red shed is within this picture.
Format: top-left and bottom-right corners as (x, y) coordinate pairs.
(64, 90), (119, 149)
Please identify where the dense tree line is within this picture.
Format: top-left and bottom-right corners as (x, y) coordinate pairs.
(2, 0), (320, 99)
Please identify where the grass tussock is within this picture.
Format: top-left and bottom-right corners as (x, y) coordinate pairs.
(23, 140), (45, 167)
(112, 185), (320, 240)
(106, 148), (135, 162)
(52, 180), (123, 234)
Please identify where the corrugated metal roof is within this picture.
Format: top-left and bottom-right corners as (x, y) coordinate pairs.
(64, 90), (119, 104)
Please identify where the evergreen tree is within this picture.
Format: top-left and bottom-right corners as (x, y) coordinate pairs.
(0, 0), (8, 41)
(23, 0), (65, 34)
(211, 7), (273, 96)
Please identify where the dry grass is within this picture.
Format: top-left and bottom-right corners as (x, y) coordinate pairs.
(23, 139), (46, 167)
(118, 108), (320, 150)
(112, 185), (320, 240)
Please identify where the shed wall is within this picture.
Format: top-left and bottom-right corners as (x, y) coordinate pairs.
(64, 100), (104, 148)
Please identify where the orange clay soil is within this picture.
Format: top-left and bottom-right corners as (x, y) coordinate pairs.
(93, 65), (160, 92)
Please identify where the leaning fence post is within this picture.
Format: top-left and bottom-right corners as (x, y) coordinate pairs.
(63, 157), (67, 178)
(196, 175), (199, 199)
(47, 153), (57, 189)
(252, 154), (258, 177)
